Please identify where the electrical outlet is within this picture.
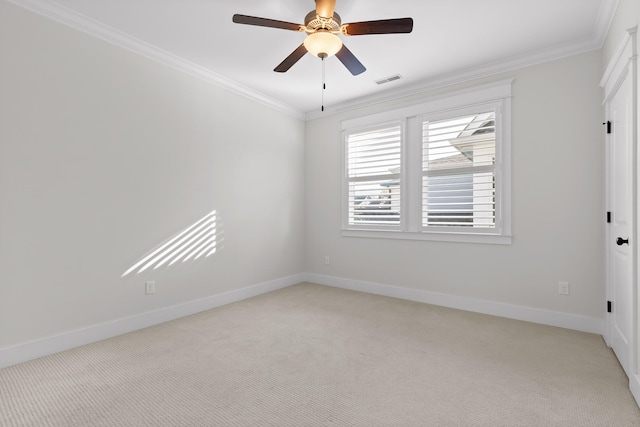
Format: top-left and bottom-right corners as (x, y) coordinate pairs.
(558, 281), (569, 295)
(145, 281), (156, 295)
(324, 256), (330, 265)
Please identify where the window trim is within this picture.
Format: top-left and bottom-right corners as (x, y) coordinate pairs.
(341, 79), (512, 245)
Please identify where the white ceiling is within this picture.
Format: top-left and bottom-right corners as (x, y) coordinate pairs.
(15, 0), (616, 117)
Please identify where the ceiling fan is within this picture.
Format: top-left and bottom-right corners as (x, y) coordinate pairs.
(232, 0), (413, 76)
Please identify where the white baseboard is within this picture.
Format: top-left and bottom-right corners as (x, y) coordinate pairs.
(631, 374), (640, 409)
(0, 274), (305, 369)
(1, 272), (605, 369)
(304, 273), (604, 335)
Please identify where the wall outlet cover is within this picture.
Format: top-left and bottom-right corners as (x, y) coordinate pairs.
(559, 281), (569, 295)
(145, 281), (156, 295)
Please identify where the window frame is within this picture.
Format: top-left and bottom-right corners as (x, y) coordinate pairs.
(419, 103), (501, 234)
(341, 80), (512, 245)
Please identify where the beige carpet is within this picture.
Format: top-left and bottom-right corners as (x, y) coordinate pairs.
(1, 283), (640, 426)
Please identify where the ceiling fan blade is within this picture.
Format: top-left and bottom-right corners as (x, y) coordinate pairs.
(274, 44), (308, 73)
(315, 0), (336, 19)
(232, 14), (302, 31)
(335, 44), (366, 76)
(344, 18), (414, 35)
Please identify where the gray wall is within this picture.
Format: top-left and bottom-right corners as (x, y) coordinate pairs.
(305, 51), (605, 320)
(0, 2), (306, 348)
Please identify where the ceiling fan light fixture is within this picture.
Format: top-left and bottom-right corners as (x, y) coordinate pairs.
(304, 32), (343, 58)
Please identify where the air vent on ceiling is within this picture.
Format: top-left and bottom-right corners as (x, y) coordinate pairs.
(375, 74), (402, 85)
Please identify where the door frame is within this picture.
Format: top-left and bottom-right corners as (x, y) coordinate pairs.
(601, 26), (638, 404)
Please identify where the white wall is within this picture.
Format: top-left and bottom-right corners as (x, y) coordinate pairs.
(0, 2), (306, 349)
(305, 50), (604, 321)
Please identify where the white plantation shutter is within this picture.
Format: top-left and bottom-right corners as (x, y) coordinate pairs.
(422, 111), (496, 229)
(341, 81), (511, 243)
(346, 123), (402, 226)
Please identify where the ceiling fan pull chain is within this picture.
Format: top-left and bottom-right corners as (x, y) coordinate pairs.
(321, 56), (326, 112)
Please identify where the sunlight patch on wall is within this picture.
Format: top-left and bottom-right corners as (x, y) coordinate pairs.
(122, 210), (222, 277)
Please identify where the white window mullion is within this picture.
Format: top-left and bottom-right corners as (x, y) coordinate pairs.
(404, 116), (421, 232)
(496, 100), (512, 237)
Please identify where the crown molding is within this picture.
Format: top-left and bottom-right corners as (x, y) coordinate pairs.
(6, 0), (305, 120)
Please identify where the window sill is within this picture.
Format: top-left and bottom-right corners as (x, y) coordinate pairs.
(341, 229), (512, 245)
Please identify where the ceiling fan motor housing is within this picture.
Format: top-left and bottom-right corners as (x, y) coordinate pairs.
(304, 10), (341, 32)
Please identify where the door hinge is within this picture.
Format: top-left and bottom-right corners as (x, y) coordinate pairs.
(607, 211), (611, 223)
(607, 300), (612, 313)
(603, 120), (612, 134)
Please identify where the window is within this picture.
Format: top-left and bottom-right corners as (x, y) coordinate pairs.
(342, 80), (512, 244)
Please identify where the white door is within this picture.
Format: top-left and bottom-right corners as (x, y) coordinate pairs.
(603, 28), (637, 380)
(606, 69), (634, 377)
